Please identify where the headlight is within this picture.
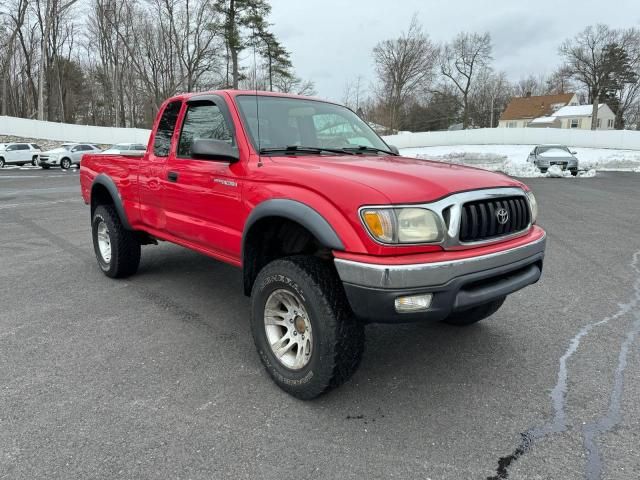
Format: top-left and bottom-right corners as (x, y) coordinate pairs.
(361, 208), (443, 244)
(526, 191), (538, 224)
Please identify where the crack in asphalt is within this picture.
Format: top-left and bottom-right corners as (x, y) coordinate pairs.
(487, 251), (640, 480)
(582, 252), (640, 480)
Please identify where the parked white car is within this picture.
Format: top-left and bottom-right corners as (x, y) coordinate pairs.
(100, 143), (147, 154)
(39, 143), (102, 169)
(0, 143), (43, 167)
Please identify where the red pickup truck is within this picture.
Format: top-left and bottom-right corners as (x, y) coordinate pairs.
(81, 90), (546, 399)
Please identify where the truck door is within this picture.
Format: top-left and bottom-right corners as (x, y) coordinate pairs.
(163, 95), (244, 260)
(139, 100), (182, 230)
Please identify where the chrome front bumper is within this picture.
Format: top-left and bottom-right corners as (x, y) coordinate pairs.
(334, 234), (546, 323)
(334, 234), (546, 289)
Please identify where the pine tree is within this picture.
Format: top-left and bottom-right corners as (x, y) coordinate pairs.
(214, 0), (272, 89)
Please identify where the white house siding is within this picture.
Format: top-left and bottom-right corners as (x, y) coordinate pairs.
(498, 119), (529, 128)
(557, 106), (616, 130)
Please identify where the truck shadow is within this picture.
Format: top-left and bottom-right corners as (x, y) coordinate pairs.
(132, 244), (523, 408)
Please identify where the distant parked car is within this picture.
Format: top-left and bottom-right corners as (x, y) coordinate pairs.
(39, 143), (102, 169)
(100, 143), (147, 155)
(0, 143), (42, 167)
(527, 145), (578, 176)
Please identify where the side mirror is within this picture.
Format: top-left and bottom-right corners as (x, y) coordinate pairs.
(191, 139), (239, 162)
(388, 145), (400, 155)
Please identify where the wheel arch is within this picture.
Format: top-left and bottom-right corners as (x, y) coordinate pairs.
(241, 199), (345, 296)
(90, 174), (132, 230)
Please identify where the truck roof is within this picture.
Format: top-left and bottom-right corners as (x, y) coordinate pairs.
(165, 89), (337, 106)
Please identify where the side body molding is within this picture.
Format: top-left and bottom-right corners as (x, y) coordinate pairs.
(243, 199), (345, 255)
(91, 173), (132, 230)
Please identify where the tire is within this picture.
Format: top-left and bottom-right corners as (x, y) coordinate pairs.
(570, 169), (578, 176)
(41, 164), (50, 169)
(539, 168), (547, 174)
(0, 158), (4, 168)
(250, 255), (364, 399)
(60, 158), (71, 170)
(441, 297), (506, 326)
(91, 205), (141, 278)
(32, 156), (39, 166)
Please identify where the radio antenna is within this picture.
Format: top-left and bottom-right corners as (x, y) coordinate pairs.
(252, 26), (262, 165)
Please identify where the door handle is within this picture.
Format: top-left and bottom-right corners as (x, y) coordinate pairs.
(167, 171), (179, 182)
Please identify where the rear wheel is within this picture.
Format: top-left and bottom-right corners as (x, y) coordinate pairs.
(250, 255), (364, 399)
(32, 156), (39, 166)
(441, 297), (506, 326)
(91, 205), (141, 278)
(60, 158), (71, 170)
(0, 158), (4, 168)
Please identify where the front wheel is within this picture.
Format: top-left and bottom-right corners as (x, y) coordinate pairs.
(250, 256), (364, 399)
(570, 169), (578, 176)
(60, 158), (71, 170)
(441, 297), (506, 326)
(0, 158), (4, 168)
(92, 205), (141, 278)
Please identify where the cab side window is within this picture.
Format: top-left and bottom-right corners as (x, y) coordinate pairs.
(177, 102), (233, 158)
(153, 100), (182, 157)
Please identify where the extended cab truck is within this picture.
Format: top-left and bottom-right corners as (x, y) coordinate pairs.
(80, 90), (546, 399)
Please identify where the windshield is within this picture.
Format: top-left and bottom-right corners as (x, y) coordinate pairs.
(236, 95), (390, 153)
(538, 146), (571, 156)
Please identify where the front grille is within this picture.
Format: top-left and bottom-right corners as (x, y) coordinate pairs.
(459, 196), (530, 243)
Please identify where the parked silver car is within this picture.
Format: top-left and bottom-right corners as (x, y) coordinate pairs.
(39, 143), (102, 169)
(528, 145), (579, 176)
(0, 143), (42, 167)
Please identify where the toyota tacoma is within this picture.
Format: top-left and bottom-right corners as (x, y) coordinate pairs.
(80, 90), (546, 399)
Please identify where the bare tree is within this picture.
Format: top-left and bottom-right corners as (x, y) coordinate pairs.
(372, 15), (437, 131)
(468, 69), (511, 128)
(513, 74), (547, 97)
(33, 0), (82, 120)
(272, 75), (316, 96)
(1, 0), (29, 116)
(545, 66), (576, 95)
(342, 75), (366, 111)
(560, 24), (626, 130)
(439, 31), (492, 129)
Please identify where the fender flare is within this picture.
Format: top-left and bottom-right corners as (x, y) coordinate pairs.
(242, 199), (345, 257)
(91, 173), (132, 230)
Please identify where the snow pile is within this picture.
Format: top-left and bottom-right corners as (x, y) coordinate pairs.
(401, 144), (640, 178)
(579, 169), (597, 178)
(500, 160), (545, 178)
(545, 165), (572, 178)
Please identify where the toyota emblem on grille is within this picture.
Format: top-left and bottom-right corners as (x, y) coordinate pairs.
(496, 208), (509, 225)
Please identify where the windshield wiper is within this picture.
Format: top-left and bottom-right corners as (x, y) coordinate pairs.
(259, 145), (354, 156)
(341, 145), (399, 156)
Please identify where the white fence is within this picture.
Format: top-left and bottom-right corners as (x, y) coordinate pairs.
(3, 114), (640, 151)
(383, 128), (640, 151)
(0, 116), (151, 145)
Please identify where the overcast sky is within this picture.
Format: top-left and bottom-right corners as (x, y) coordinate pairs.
(268, 0), (640, 102)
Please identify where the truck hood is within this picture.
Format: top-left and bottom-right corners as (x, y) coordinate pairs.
(270, 154), (525, 204)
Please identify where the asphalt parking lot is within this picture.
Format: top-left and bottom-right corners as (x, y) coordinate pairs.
(1, 168), (639, 480)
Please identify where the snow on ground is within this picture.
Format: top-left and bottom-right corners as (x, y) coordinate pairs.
(400, 144), (640, 178)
